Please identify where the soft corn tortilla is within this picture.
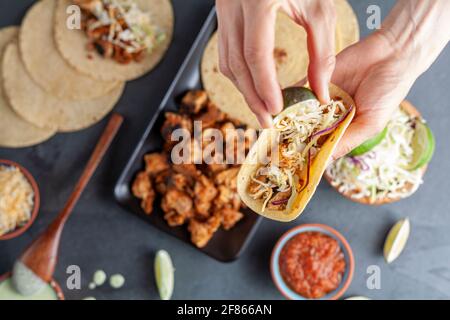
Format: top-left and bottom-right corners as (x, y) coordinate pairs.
(54, 0), (174, 82)
(335, 0), (360, 52)
(201, 0), (359, 129)
(2, 41), (125, 132)
(324, 100), (427, 206)
(237, 84), (356, 222)
(20, 0), (119, 101)
(0, 27), (55, 148)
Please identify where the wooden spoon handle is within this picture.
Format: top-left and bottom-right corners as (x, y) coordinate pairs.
(20, 113), (123, 282)
(59, 113), (123, 222)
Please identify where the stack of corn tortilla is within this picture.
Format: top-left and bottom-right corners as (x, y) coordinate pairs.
(0, 0), (173, 148)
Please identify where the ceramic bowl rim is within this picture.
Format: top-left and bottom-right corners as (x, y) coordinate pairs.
(270, 223), (355, 300)
(0, 159), (40, 240)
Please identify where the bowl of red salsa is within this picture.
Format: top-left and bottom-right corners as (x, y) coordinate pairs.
(271, 224), (354, 300)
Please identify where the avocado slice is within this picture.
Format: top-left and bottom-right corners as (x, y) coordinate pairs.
(282, 87), (317, 109)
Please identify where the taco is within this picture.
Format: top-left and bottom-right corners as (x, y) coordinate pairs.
(19, 0), (119, 101)
(54, 0), (174, 82)
(237, 84), (356, 222)
(325, 101), (433, 205)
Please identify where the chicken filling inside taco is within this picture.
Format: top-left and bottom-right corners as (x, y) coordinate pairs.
(74, 0), (166, 64)
(248, 99), (350, 212)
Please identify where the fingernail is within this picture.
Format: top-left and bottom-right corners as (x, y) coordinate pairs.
(321, 87), (331, 104)
(265, 100), (282, 116)
(257, 114), (273, 129)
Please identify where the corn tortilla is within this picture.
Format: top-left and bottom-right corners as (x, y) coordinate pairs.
(54, 0), (174, 82)
(2, 41), (125, 132)
(201, 0), (359, 129)
(20, 0), (119, 101)
(0, 27), (55, 148)
(237, 84), (356, 222)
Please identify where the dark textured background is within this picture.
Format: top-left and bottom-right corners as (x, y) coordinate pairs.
(1, 0), (449, 300)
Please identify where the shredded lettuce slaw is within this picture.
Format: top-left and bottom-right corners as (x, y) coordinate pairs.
(326, 107), (423, 203)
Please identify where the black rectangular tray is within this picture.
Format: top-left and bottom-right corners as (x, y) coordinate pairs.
(114, 8), (262, 262)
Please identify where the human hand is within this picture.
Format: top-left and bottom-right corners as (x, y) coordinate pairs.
(332, 0), (450, 159)
(216, 0), (336, 128)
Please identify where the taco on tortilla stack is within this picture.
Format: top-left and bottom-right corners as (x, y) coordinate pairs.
(237, 84), (356, 222)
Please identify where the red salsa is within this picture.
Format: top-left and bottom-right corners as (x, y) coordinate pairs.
(279, 231), (346, 299)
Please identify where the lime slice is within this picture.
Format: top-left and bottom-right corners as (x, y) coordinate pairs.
(406, 120), (435, 170)
(383, 218), (410, 264)
(345, 296), (371, 300)
(348, 127), (388, 156)
(154, 250), (175, 300)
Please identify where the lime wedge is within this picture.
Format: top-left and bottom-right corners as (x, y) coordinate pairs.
(345, 296), (371, 300)
(154, 250), (175, 300)
(406, 120), (435, 170)
(282, 87), (317, 109)
(383, 218), (410, 264)
(348, 127), (388, 156)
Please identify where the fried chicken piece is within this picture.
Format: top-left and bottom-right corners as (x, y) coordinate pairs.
(188, 214), (222, 248)
(172, 163), (200, 177)
(154, 169), (170, 194)
(132, 171), (151, 198)
(144, 153), (169, 176)
(171, 173), (194, 192)
(217, 208), (244, 230)
(214, 185), (241, 211)
(214, 185), (233, 210)
(201, 128), (227, 172)
(141, 194), (155, 215)
(161, 112), (193, 142)
(220, 122), (250, 164)
(164, 210), (187, 227)
(247, 175), (268, 196)
(154, 169), (195, 196)
(161, 188), (194, 224)
(195, 102), (226, 128)
(194, 175), (218, 218)
(181, 90), (208, 115)
(207, 162), (228, 174)
(132, 171), (155, 215)
(214, 168), (239, 189)
(266, 190), (292, 211)
(155, 172), (195, 198)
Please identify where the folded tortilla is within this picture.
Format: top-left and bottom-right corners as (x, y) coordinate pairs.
(237, 84), (356, 222)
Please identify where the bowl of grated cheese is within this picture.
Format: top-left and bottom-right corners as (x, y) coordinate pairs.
(0, 159), (40, 240)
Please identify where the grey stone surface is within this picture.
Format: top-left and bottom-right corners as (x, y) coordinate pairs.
(1, 0), (449, 300)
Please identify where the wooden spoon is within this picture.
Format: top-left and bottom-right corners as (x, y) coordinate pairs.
(13, 113), (123, 294)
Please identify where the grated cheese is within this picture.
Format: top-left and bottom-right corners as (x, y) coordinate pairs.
(0, 166), (34, 236)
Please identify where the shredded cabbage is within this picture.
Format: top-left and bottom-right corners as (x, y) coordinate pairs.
(326, 107), (423, 203)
